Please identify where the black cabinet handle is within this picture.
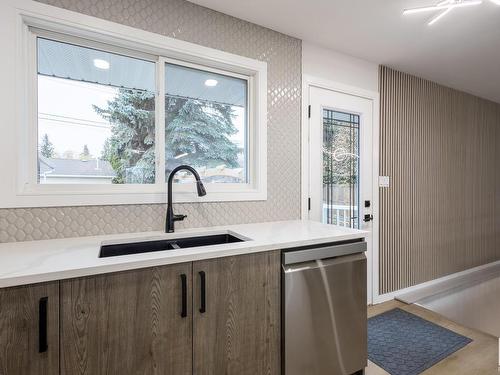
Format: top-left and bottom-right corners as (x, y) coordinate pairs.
(199, 271), (206, 314)
(180, 274), (187, 318)
(38, 297), (48, 353)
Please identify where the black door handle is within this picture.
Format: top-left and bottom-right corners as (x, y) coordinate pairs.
(363, 214), (374, 222)
(180, 274), (187, 318)
(199, 271), (206, 314)
(38, 297), (48, 353)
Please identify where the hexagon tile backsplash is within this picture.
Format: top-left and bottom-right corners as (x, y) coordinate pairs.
(0, 0), (302, 243)
(0, 202), (294, 243)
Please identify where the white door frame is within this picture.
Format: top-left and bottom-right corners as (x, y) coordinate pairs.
(301, 74), (380, 305)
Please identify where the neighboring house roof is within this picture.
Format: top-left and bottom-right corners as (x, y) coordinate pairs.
(39, 157), (116, 177)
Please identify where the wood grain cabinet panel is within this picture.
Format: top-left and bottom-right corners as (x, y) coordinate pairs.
(0, 281), (59, 375)
(193, 251), (281, 375)
(60, 263), (192, 375)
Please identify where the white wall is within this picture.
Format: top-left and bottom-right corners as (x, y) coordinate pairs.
(302, 42), (378, 92)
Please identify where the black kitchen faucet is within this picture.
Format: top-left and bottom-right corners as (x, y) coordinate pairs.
(166, 165), (206, 233)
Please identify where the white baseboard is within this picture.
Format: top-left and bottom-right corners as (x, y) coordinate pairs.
(372, 259), (500, 305)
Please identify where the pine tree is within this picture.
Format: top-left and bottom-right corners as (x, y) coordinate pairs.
(40, 133), (55, 158)
(80, 144), (91, 161)
(94, 89), (156, 184)
(94, 88), (239, 184)
(165, 96), (239, 170)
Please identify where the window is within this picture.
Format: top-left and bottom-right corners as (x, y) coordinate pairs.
(165, 63), (248, 184)
(37, 38), (156, 185)
(35, 37), (252, 188)
(0, 9), (266, 208)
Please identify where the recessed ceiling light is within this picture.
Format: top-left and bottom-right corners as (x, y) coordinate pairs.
(205, 79), (218, 87)
(93, 59), (110, 70)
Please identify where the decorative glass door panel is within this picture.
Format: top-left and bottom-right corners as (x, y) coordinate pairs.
(322, 109), (360, 229)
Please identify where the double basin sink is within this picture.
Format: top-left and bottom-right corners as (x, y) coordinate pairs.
(100, 233), (245, 258)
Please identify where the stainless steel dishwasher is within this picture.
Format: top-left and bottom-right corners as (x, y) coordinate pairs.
(282, 240), (367, 375)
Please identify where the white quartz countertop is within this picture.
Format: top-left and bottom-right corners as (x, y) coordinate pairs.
(0, 220), (367, 288)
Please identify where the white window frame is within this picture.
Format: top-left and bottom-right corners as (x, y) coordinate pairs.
(0, 0), (267, 208)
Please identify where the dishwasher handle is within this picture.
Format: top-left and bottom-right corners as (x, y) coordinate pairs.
(283, 241), (366, 265)
(283, 252), (366, 273)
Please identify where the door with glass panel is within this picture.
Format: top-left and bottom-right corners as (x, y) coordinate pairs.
(308, 86), (374, 302)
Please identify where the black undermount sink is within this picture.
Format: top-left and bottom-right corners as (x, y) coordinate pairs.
(99, 233), (245, 258)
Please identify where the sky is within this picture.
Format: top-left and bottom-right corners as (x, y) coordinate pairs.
(38, 76), (113, 158)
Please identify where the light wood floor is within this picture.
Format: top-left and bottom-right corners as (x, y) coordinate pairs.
(366, 300), (499, 375)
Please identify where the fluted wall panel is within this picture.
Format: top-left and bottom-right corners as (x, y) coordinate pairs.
(379, 66), (500, 294)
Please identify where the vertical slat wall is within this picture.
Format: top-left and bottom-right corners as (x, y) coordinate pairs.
(379, 66), (500, 294)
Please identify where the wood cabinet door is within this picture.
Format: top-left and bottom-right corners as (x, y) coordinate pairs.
(0, 281), (59, 375)
(193, 251), (281, 375)
(60, 263), (192, 375)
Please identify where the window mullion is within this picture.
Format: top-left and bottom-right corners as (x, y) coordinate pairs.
(155, 57), (166, 189)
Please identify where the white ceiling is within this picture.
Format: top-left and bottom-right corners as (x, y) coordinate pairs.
(188, 0), (500, 103)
